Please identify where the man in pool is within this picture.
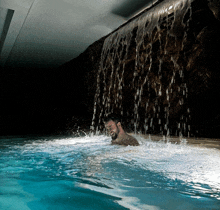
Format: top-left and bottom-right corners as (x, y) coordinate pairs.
(104, 114), (139, 146)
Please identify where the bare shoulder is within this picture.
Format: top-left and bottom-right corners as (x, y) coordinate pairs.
(112, 134), (139, 146)
(126, 134), (139, 146)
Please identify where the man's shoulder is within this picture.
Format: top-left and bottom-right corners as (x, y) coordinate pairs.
(112, 134), (139, 146)
(125, 134), (139, 146)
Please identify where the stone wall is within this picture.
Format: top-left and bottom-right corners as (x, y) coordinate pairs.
(66, 0), (220, 137)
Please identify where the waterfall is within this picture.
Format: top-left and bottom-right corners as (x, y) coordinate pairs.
(92, 0), (194, 136)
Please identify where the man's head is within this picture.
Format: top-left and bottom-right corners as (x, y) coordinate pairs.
(103, 114), (123, 140)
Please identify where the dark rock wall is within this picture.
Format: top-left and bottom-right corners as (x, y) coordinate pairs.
(58, 37), (106, 133)
(208, 0), (220, 20)
(90, 0), (220, 137)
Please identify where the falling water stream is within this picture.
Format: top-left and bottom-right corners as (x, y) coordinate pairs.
(92, 0), (193, 136)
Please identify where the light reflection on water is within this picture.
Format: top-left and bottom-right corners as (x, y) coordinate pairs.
(0, 135), (220, 210)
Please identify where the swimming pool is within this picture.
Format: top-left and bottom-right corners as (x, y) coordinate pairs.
(1, 135), (220, 210)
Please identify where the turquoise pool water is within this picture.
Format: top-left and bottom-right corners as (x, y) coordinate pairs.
(0, 135), (220, 210)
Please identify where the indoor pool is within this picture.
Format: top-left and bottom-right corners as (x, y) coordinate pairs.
(0, 134), (220, 210)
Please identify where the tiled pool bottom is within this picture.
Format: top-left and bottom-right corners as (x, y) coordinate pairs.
(1, 135), (220, 210)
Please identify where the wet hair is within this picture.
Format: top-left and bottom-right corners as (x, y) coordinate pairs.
(103, 114), (123, 124)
